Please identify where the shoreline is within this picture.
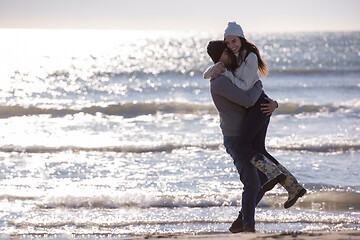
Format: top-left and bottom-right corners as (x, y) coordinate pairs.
(127, 230), (360, 240)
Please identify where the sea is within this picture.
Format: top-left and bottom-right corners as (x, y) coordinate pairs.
(0, 29), (359, 239)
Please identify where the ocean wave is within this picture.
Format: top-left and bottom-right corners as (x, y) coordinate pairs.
(38, 192), (237, 209)
(6, 219), (228, 229)
(271, 143), (360, 153)
(297, 191), (360, 211)
(36, 190), (360, 212)
(0, 102), (357, 119)
(276, 102), (352, 115)
(0, 143), (222, 154)
(37, 67), (360, 79)
(1, 142), (359, 154)
(0, 194), (38, 201)
(3, 189), (360, 212)
(0, 103), (217, 119)
(0, 142), (360, 153)
(265, 190), (360, 211)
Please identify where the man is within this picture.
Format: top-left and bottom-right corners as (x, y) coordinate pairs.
(206, 40), (279, 232)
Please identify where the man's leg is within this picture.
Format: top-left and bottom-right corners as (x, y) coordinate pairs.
(224, 137), (261, 228)
(238, 161), (262, 227)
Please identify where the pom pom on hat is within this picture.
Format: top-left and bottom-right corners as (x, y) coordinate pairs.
(207, 40), (226, 63)
(224, 22), (245, 39)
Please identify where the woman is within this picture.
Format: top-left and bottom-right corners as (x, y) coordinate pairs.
(205, 22), (306, 233)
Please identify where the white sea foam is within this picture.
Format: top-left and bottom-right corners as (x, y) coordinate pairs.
(2, 189), (359, 211)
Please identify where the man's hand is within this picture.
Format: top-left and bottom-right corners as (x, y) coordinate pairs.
(211, 63), (225, 79)
(261, 97), (278, 116)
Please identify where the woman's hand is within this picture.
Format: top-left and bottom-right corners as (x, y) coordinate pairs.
(261, 97), (278, 116)
(211, 63), (225, 79)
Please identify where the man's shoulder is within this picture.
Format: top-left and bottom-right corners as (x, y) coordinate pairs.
(210, 75), (231, 86)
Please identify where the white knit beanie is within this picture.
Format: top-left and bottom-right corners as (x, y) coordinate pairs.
(224, 22), (245, 39)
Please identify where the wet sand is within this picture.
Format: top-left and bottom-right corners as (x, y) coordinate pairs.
(128, 230), (360, 240)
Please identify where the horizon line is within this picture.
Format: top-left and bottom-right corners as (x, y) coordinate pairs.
(1, 27), (360, 34)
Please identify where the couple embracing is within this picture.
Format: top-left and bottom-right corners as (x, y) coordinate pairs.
(204, 22), (306, 233)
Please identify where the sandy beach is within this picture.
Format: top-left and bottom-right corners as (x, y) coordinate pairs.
(128, 231), (360, 240)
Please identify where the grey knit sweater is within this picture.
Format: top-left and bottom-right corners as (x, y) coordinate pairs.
(210, 76), (263, 137)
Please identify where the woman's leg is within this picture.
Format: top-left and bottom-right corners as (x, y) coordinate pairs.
(251, 115), (307, 209)
(236, 93), (270, 160)
(249, 118), (272, 208)
(250, 117), (278, 164)
(236, 93), (285, 192)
